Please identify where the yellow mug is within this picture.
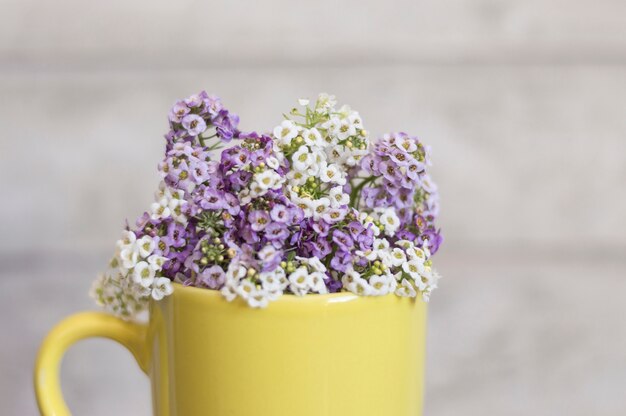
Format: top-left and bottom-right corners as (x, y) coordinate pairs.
(35, 283), (427, 415)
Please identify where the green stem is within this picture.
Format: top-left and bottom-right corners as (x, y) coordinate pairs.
(349, 176), (377, 208)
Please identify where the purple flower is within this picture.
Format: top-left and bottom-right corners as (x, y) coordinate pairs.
(264, 222), (289, 242)
(181, 114), (207, 136)
(422, 229), (443, 254)
(169, 101), (190, 123)
(198, 187), (226, 210)
(213, 110), (239, 142)
(325, 277), (343, 293)
(199, 265), (226, 289)
(330, 250), (352, 273)
(305, 238), (332, 258)
(312, 220), (330, 237)
(184, 94), (204, 108)
(153, 236), (171, 256)
(346, 221), (365, 240)
(332, 230), (353, 252)
(165, 222), (187, 248)
(270, 205), (290, 223)
(249, 210), (270, 232)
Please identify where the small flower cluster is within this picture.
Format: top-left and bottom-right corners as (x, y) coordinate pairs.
(92, 92), (443, 317)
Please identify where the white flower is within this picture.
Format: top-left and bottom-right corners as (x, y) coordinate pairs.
(306, 256), (327, 273)
(402, 259), (424, 279)
(336, 118), (357, 141)
(369, 274), (392, 296)
(307, 148), (327, 176)
(266, 156), (280, 170)
(289, 266), (310, 296)
(341, 268), (361, 286)
(373, 238), (390, 252)
(389, 248), (407, 267)
(235, 279), (256, 299)
(311, 197), (331, 220)
(319, 162), (346, 185)
(316, 93), (336, 113)
(356, 249), (377, 262)
(120, 247), (139, 269)
(169, 199), (188, 224)
(329, 186), (349, 207)
(151, 277), (174, 300)
(136, 235), (155, 258)
(273, 120), (299, 146)
(258, 272), (282, 291)
(150, 198), (171, 220)
(348, 111), (363, 128)
(308, 271), (328, 294)
(226, 263), (247, 283)
(322, 208), (347, 224)
(220, 285), (237, 302)
(255, 170), (283, 190)
(395, 279), (417, 298)
(245, 287), (270, 308)
(291, 194), (314, 218)
(302, 128), (325, 147)
(346, 277), (372, 296)
(292, 146), (313, 171)
(132, 261), (155, 288)
(286, 170), (307, 186)
(380, 208), (400, 236)
(147, 254), (168, 271)
(407, 246), (427, 262)
(117, 230), (136, 250)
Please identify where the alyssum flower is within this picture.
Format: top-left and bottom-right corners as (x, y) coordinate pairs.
(91, 92), (443, 317)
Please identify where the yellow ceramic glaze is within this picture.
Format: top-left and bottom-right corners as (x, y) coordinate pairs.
(35, 283), (427, 415)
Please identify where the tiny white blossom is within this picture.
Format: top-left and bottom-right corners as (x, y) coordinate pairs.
(373, 238), (390, 251)
(319, 162), (346, 185)
(311, 197), (331, 220)
(336, 118), (357, 141)
(235, 279), (256, 299)
(136, 235), (156, 258)
(147, 254), (168, 270)
(402, 260), (424, 279)
(266, 156), (280, 170)
(380, 208), (400, 236)
(132, 261), (155, 288)
(246, 287), (270, 308)
(150, 198), (171, 220)
(292, 146), (313, 172)
(395, 278), (417, 298)
(389, 248), (407, 267)
(289, 266), (310, 296)
(298, 98), (310, 106)
(116, 230), (137, 251)
(221, 285), (237, 302)
(120, 247), (139, 269)
(255, 170), (283, 190)
(302, 128), (325, 147)
(308, 271), (328, 294)
(273, 120), (299, 146)
(151, 277), (173, 300)
(329, 186), (349, 207)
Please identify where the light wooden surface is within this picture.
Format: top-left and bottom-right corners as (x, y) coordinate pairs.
(1, 0), (625, 415)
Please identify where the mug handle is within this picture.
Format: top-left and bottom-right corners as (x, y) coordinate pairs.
(34, 311), (149, 416)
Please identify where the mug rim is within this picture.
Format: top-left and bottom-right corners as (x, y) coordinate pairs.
(173, 281), (368, 305)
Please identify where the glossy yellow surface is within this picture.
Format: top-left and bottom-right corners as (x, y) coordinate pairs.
(35, 284), (427, 415)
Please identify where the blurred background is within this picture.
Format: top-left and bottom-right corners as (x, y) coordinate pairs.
(2, 0), (626, 415)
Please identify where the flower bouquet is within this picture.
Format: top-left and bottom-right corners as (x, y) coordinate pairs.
(91, 92), (442, 317)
